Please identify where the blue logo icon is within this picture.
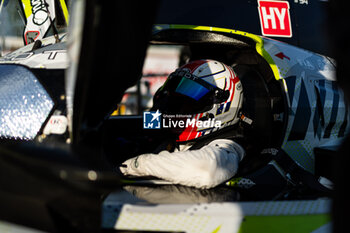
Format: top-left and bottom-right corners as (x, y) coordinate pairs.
(143, 110), (162, 129)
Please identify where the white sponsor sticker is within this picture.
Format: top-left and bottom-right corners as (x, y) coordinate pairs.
(43, 115), (67, 135)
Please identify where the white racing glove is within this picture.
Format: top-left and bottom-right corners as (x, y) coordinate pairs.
(119, 139), (245, 189)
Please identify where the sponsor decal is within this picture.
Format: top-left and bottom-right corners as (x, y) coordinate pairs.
(30, 0), (49, 26)
(294, 0), (308, 5)
(258, 0), (292, 37)
(275, 52), (290, 60)
(43, 115), (68, 135)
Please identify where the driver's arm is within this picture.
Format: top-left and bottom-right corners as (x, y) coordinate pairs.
(119, 139), (245, 189)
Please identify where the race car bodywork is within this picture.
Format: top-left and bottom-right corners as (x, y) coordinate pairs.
(101, 24), (342, 232)
(0, 33), (68, 68)
(103, 191), (331, 233)
(0, 0), (345, 232)
(150, 24), (348, 175)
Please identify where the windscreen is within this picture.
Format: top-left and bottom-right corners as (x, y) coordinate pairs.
(0, 65), (54, 140)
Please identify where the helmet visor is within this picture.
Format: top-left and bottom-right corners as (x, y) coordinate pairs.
(175, 77), (210, 101)
(153, 71), (228, 114)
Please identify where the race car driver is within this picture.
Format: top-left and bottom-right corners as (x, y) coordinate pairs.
(119, 59), (247, 189)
